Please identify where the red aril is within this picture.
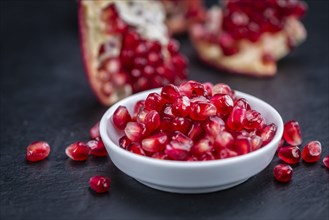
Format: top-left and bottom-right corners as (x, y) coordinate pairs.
(234, 98), (251, 110)
(89, 176), (111, 193)
(283, 120), (302, 146)
(119, 135), (131, 149)
(323, 156), (329, 169)
(145, 93), (165, 111)
(133, 100), (145, 119)
(141, 133), (168, 153)
(273, 164), (293, 183)
(301, 141), (322, 163)
(89, 121), (100, 139)
(87, 137), (107, 157)
(191, 138), (213, 158)
(227, 107), (246, 131)
(165, 142), (190, 161)
(172, 117), (192, 134)
(244, 110), (264, 130)
(179, 80), (207, 98)
(112, 106), (131, 130)
(124, 122), (146, 142)
(26, 141), (51, 162)
(234, 135), (251, 155)
(217, 148), (238, 159)
(187, 122), (204, 142)
(202, 116), (225, 137)
(172, 96), (191, 117)
(127, 142), (146, 156)
(210, 94), (233, 115)
(257, 123), (277, 146)
(214, 131), (234, 150)
(161, 84), (181, 103)
(189, 101), (217, 121)
(212, 83), (233, 97)
(278, 146), (301, 164)
(144, 110), (161, 132)
(65, 141), (90, 161)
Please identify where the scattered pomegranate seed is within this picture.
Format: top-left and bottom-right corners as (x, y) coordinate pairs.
(87, 137), (107, 157)
(89, 121), (100, 139)
(65, 141), (90, 161)
(278, 146), (301, 164)
(301, 141), (322, 163)
(323, 156), (329, 169)
(113, 106), (132, 130)
(26, 141), (51, 162)
(283, 120), (302, 146)
(273, 164), (293, 183)
(89, 176), (111, 193)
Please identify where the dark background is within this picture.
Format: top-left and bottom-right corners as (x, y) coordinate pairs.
(0, 0), (328, 219)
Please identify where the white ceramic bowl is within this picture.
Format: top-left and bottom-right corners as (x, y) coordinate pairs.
(100, 88), (283, 194)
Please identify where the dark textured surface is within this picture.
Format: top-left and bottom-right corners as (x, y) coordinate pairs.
(0, 1), (328, 220)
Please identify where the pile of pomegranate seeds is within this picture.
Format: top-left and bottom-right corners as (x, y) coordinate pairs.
(26, 141), (51, 162)
(89, 176), (111, 193)
(112, 80), (277, 161)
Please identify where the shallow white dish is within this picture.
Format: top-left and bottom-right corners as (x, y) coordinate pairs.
(100, 88), (283, 194)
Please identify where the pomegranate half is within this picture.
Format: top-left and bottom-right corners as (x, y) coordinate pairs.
(79, 0), (187, 106)
(190, 0), (307, 76)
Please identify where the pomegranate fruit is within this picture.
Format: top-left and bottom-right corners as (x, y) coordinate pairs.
(89, 176), (111, 193)
(273, 164), (293, 183)
(79, 0), (187, 106)
(65, 141), (90, 161)
(190, 0), (307, 76)
(26, 141), (51, 162)
(112, 81), (278, 161)
(301, 141), (322, 163)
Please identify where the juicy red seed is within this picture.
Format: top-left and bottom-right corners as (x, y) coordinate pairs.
(187, 122), (204, 142)
(234, 135), (251, 155)
(119, 135), (131, 149)
(227, 107), (246, 131)
(65, 141), (90, 161)
(112, 106), (132, 130)
(278, 146), (301, 164)
(203, 116), (225, 137)
(172, 131), (194, 147)
(136, 107), (149, 123)
(127, 142), (145, 155)
(212, 83), (233, 96)
(301, 141), (322, 163)
(133, 100), (145, 118)
(190, 102), (217, 121)
(141, 133), (168, 152)
(203, 82), (213, 96)
(165, 142), (189, 161)
(200, 152), (216, 161)
(89, 121), (100, 139)
(234, 98), (251, 110)
(162, 104), (174, 117)
(26, 141), (51, 162)
(191, 138), (213, 158)
(124, 122), (146, 142)
(172, 117), (192, 134)
(250, 135), (263, 151)
(172, 95), (191, 117)
(89, 176), (111, 193)
(217, 148), (238, 159)
(257, 123), (277, 146)
(244, 110), (264, 130)
(87, 137), (107, 157)
(144, 110), (160, 132)
(167, 39), (180, 55)
(179, 80), (207, 98)
(214, 131), (234, 150)
(151, 152), (168, 160)
(158, 116), (172, 132)
(210, 94), (234, 115)
(145, 92), (165, 111)
(273, 164), (293, 183)
(283, 120), (302, 146)
(161, 84), (181, 103)
(323, 156), (329, 169)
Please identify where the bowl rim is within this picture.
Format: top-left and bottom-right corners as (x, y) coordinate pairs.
(100, 88), (284, 168)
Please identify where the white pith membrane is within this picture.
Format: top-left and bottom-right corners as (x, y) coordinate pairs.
(80, 0), (170, 105)
(190, 6), (307, 76)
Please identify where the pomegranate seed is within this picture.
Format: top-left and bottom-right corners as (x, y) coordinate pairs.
(202, 116), (225, 137)
(323, 156), (329, 169)
(65, 141), (90, 161)
(165, 142), (189, 161)
(133, 100), (145, 119)
(187, 122), (204, 142)
(26, 141), (51, 162)
(191, 138), (214, 158)
(124, 122), (146, 142)
(172, 131), (194, 147)
(172, 117), (192, 134)
(141, 133), (168, 153)
(227, 107), (246, 131)
(234, 135), (251, 155)
(162, 104), (174, 118)
(144, 110), (160, 132)
(212, 83), (233, 96)
(301, 141), (322, 163)
(257, 123), (277, 146)
(89, 176), (111, 193)
(214, 131), (234, 150)
(158, 116), (172, 132)
(283, 120), (302, 146)
(203, 82), (213, 96)
(127, 142), (145, 156)
(179, 80), (207, 98)
(118, 135), (131, 149)
(89, 121), (100, 139)
(277, 138), (285, 152)
(167, 39), (180, 55)
(200, 152), (216, 161)
(161, 84), (181, 103)
(189, 101), (217, 121)
(172, 95), (191, 117)
(151, 152), (168, 160)
(250, 135), (263, 151)
(217, 148), (238, 159)
(210, 94), (234, 115)
(273, 164), (293, 183)
(136, 107), (149, 123)
(145, 92), (165, 111)
(244, 110), (264, 130)
(87, 137), (107, 157)
(278, 146), (301, 164)
(234, 98), (251, 110)
(112, 106), (132, 130)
